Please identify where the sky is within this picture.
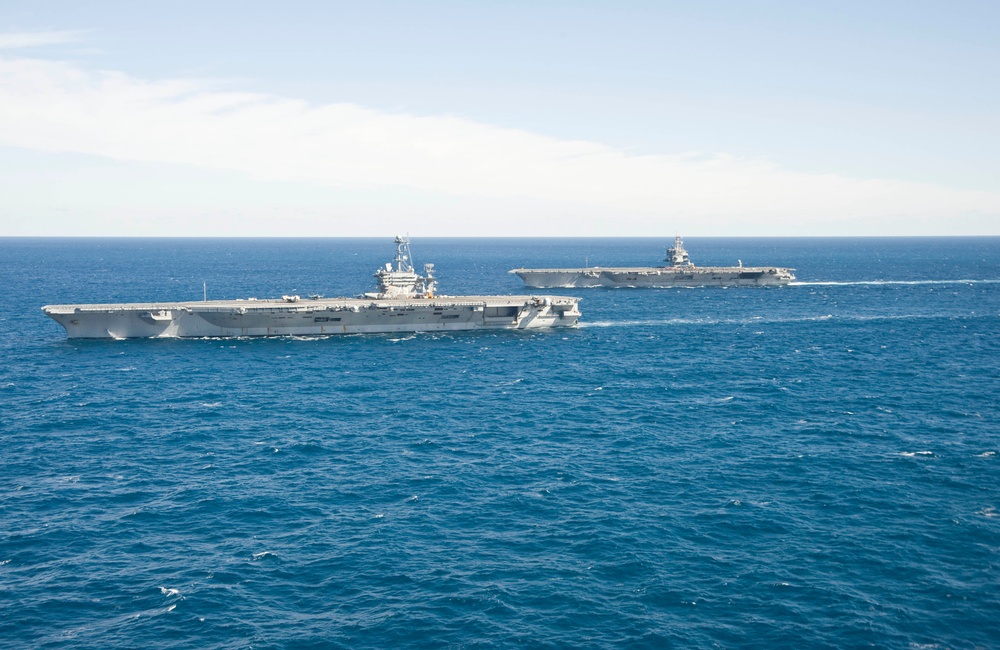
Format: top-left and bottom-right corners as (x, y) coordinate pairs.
(1, 0), (998, 237)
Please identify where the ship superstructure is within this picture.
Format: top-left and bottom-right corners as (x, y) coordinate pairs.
(366, 235), (438, 299)
(511, 235), (794, 288)
(43, 237), (581, 339)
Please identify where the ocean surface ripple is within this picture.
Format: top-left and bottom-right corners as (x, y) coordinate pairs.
(2, 237), (999, 648)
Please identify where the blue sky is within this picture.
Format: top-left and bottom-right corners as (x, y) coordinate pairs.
(1, 1), (998, 236)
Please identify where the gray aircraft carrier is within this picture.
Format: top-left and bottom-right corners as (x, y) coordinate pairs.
(511, 235), (794, 288)
(43, 237), (582, 339)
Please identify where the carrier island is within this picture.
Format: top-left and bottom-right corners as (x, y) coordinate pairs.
(511, 235), (795, 288)
(43, 237), (582, 339)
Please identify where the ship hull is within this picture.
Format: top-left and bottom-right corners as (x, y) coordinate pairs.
(512, 266), (794, 288)
(43, 296), (581, 339)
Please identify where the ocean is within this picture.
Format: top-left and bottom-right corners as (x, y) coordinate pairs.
(2, 237), (998, 649)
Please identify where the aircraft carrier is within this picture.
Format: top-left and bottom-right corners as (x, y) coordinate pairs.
(43, 237), (582, 339)
(511, 236), (794, 288)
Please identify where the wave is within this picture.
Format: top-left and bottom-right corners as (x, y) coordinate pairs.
(251, 551), (278, 561)
(580, 311), (981, 329)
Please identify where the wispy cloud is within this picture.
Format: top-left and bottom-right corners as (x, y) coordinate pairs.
(0, 54), (997, 235)
(0, 31), (85, 50)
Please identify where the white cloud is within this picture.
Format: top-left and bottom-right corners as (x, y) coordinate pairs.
(0, 54), (997, 236)
(0, 31), (85, 49)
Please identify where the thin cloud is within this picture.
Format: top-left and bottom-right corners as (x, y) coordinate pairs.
(0, 31), (85, 49)
(0, 55), (997, 234)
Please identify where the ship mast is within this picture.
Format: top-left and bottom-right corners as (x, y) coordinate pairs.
(392, 235), (414, 273)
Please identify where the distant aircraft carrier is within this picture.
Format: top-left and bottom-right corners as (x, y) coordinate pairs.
(43, 237), (581, 339)
(511, 235), (794, 288)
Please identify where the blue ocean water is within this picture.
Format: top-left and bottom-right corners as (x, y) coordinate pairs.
(1, 237), (999, 649)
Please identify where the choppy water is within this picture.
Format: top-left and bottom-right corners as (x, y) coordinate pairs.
(2, 237), (999, 648)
